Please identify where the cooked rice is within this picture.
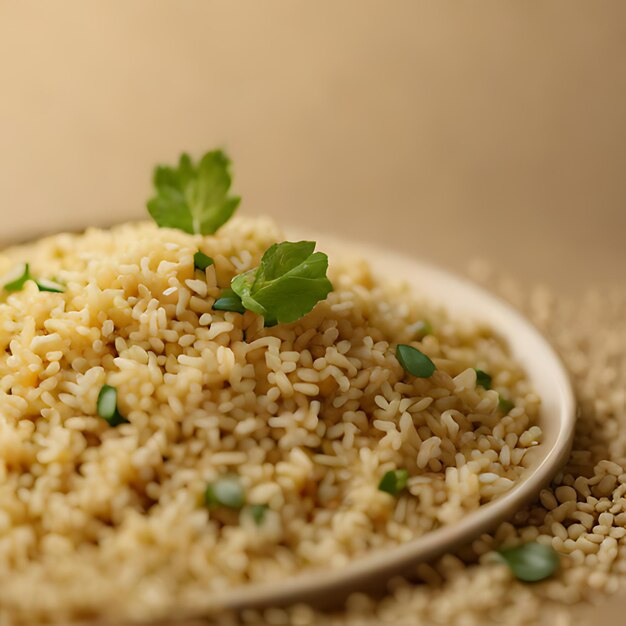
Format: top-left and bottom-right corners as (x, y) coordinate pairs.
(0, 217), (540, 624)
(235, 265), (626, 626)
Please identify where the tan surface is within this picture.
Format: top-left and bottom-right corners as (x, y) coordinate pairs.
(0, 1), (625, 621)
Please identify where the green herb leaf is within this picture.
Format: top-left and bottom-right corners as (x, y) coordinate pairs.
(147, 150), (240, 235)
(246, 504), (269, 526)
(205, 476), (246, 510)
(378, 469), (409, 496)
(414, 319), (433, 338)
(231, 241), (333, 325)
(213, 288), (246, 314)
(97, 385), (129, 427)
(475, 369), (492, 390)
(194, 251), (214, 272)
(497, 542), (560, 582)
(396, 344), (436, 378)
(3, 263), (32, 292)
(499, 396), (515, 413)
(3, 264), (65, 294)
(35, 279), (65, 293)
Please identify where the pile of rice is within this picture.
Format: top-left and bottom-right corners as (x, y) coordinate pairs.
(0, 217), (540, 624)
(235, 267), (626, 626)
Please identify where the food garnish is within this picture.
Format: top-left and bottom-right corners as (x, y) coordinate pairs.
(97, 385), (129, 427)
(396, 344), (436, 378)
(148, 150), (240, 235)
(475, 369), (493, 390)
(378, 469), (409, 495)
(2, 263), (65, 294)
(204, 475), (246, 510)
(193, 251), (214, 271)
(497, 542), (560, 582)
(230, 240), (333, 326)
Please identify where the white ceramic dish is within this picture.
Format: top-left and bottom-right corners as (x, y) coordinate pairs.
(2, 222), (576, 617)
(202, 232), (576, 613)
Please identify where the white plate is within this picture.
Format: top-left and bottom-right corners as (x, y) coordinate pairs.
(206, 231), (576, 612)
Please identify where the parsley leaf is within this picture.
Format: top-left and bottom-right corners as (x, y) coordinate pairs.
(2, 263), (65, 294)
(204, 475), (246, 510)
(497, 542), (560, 582)
(193, 251), (214, 271)
(35, 279), (65, 293)
(499, 396), (515, 413)
(378, 469), (409, 495)
(97, 385), (129, 427)
(475, 368), (492, 389)
(147, 150), (240, 235)
(396, 344), (436, 378)
(3, 263), (32, 292)
(246, 504), (269, 526)
(231, 241), (333, 325)
(213, 288), (246, 314)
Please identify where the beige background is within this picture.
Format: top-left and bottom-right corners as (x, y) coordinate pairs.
(1, 1), (625, 293)
(0, 0), (625, 621)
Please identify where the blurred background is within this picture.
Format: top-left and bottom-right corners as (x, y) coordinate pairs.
(1, 1), (625, 292)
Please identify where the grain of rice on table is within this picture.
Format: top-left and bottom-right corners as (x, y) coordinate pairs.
(0, 217), (542, 624)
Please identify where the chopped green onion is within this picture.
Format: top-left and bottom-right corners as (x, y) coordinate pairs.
(35, 279), (65, 293)
(378, 469), (409, 496)
(396, 344), (436, 378)
(414, 319), (433, 338)
(97, 385), (129, 427)
(497, 542), (560, 582)
(475, 369), (492, 390)
(204, 475), (246, 510)
(498, 396), (515, 413)
(2, 264), (65, 294)
(3, 263), (32, 292)
(213, 288), (246, 314)
(194, 251), (214, 271)
(246, 504), (269, 526)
